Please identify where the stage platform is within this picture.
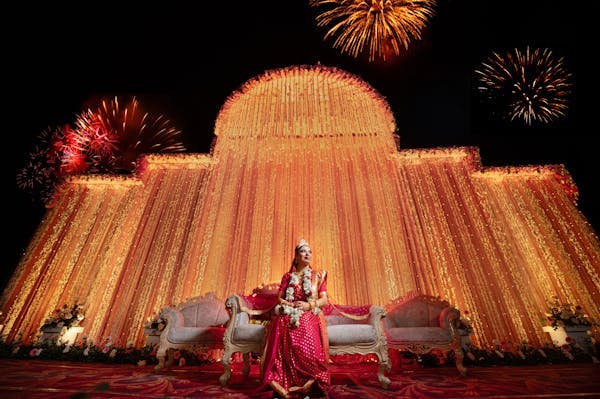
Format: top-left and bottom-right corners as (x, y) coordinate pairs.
(1, 358), (599, 398)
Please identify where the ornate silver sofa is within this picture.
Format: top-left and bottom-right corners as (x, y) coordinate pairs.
(325, 304), (390, 388)
(220, 291), (390, 388)
(384, 294), (466, 376)
(155, 292), (229, 370)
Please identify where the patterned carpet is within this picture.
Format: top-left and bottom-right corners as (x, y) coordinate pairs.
(1, 358), (599, 399)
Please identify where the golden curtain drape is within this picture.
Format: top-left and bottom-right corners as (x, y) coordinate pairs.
(2, 66), (598, 349)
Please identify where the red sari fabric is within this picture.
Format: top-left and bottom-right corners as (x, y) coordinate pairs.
(261, 270), (330, 394)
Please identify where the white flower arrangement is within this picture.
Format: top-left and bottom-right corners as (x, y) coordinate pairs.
(544, 296), (595, 330)
(41, 302), (85, 329)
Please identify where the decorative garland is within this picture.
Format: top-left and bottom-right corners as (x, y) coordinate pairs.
(276, 267), (319, 327)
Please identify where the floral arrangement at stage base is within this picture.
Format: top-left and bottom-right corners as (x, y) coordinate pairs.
(39, 302), (85, 345)
(541, 296), (596, 351)
(544, 296), (594, 330)
(0, 334), (598, 367)
(41, 302), (85, 329)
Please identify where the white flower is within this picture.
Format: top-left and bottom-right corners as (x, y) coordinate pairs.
(281, 267), (318, 327)
(303, 269), (312, 294)
(285, 287), (295, 301)
(302, 279), (311, 295)
(290, 273), (300, 286)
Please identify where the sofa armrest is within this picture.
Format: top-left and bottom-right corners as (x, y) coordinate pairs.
(439, 306), (460, 331)
(224, 295), (250, 329)
(369, 305), (387, 338)
(160, 306), (184, 328)
(369, 305), (386, 325)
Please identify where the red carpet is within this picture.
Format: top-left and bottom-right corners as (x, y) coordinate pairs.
(1, 358), (599, 398)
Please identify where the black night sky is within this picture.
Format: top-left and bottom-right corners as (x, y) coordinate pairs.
(2, 1), (593, 291)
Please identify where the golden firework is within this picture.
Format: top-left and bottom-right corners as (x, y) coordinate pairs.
(310, 0), (436, 62)
(475, 47), (573, 126)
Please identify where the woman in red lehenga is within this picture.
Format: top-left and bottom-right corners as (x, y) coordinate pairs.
(261, 239), (330, 399)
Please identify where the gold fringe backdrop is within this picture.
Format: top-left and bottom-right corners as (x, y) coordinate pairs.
(1, 65), (598, 349)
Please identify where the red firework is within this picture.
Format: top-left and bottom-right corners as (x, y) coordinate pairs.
(17, 96), (186, 204)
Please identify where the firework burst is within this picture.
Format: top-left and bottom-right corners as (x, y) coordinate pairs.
(76, 96), (186, 172)
(475, 47), (573, 126)
(16, 127), (65, 204)
(17, 97), (186, 204)
(310, 0), (436, 62)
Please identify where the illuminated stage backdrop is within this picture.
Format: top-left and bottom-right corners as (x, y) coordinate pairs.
(2, 65), (599, 349)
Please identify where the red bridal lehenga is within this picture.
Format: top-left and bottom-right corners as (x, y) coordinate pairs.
(261, 269), (330, 397)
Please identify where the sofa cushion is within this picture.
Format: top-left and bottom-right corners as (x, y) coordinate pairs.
(180, 301), (229, 327)
(233, 324), (266, 343)
(168, 326), (225, 344)
(386, 301), (428, 327)
(386, 326), (450, 343)
(385, 300), (449, 328)
(325, 315), (368, 326)
(327, 324), (376, 345)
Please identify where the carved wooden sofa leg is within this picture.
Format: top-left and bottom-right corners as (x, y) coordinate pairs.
(452, 338), (467, 376)
(219, 349), (233, 386)
(377, 362), (391, 389)
(155, 355), (166, 371)
(376, 351), (392, 389)
(242, 352), (251, 376)
(154, 346), (167, 370)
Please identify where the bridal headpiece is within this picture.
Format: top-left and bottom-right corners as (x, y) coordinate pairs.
(295, 239), (310, 253)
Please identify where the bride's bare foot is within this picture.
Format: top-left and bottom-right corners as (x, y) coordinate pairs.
(302, 378), (315, 393)
(269, 381), (290, 399)
(289, 379), (315, 394)
(288, 386), (302, 393)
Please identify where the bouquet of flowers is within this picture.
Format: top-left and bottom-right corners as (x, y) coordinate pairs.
(144, 313), (166, 331)
(42, 302), (85, 329)
(545, 296), (594, 330)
